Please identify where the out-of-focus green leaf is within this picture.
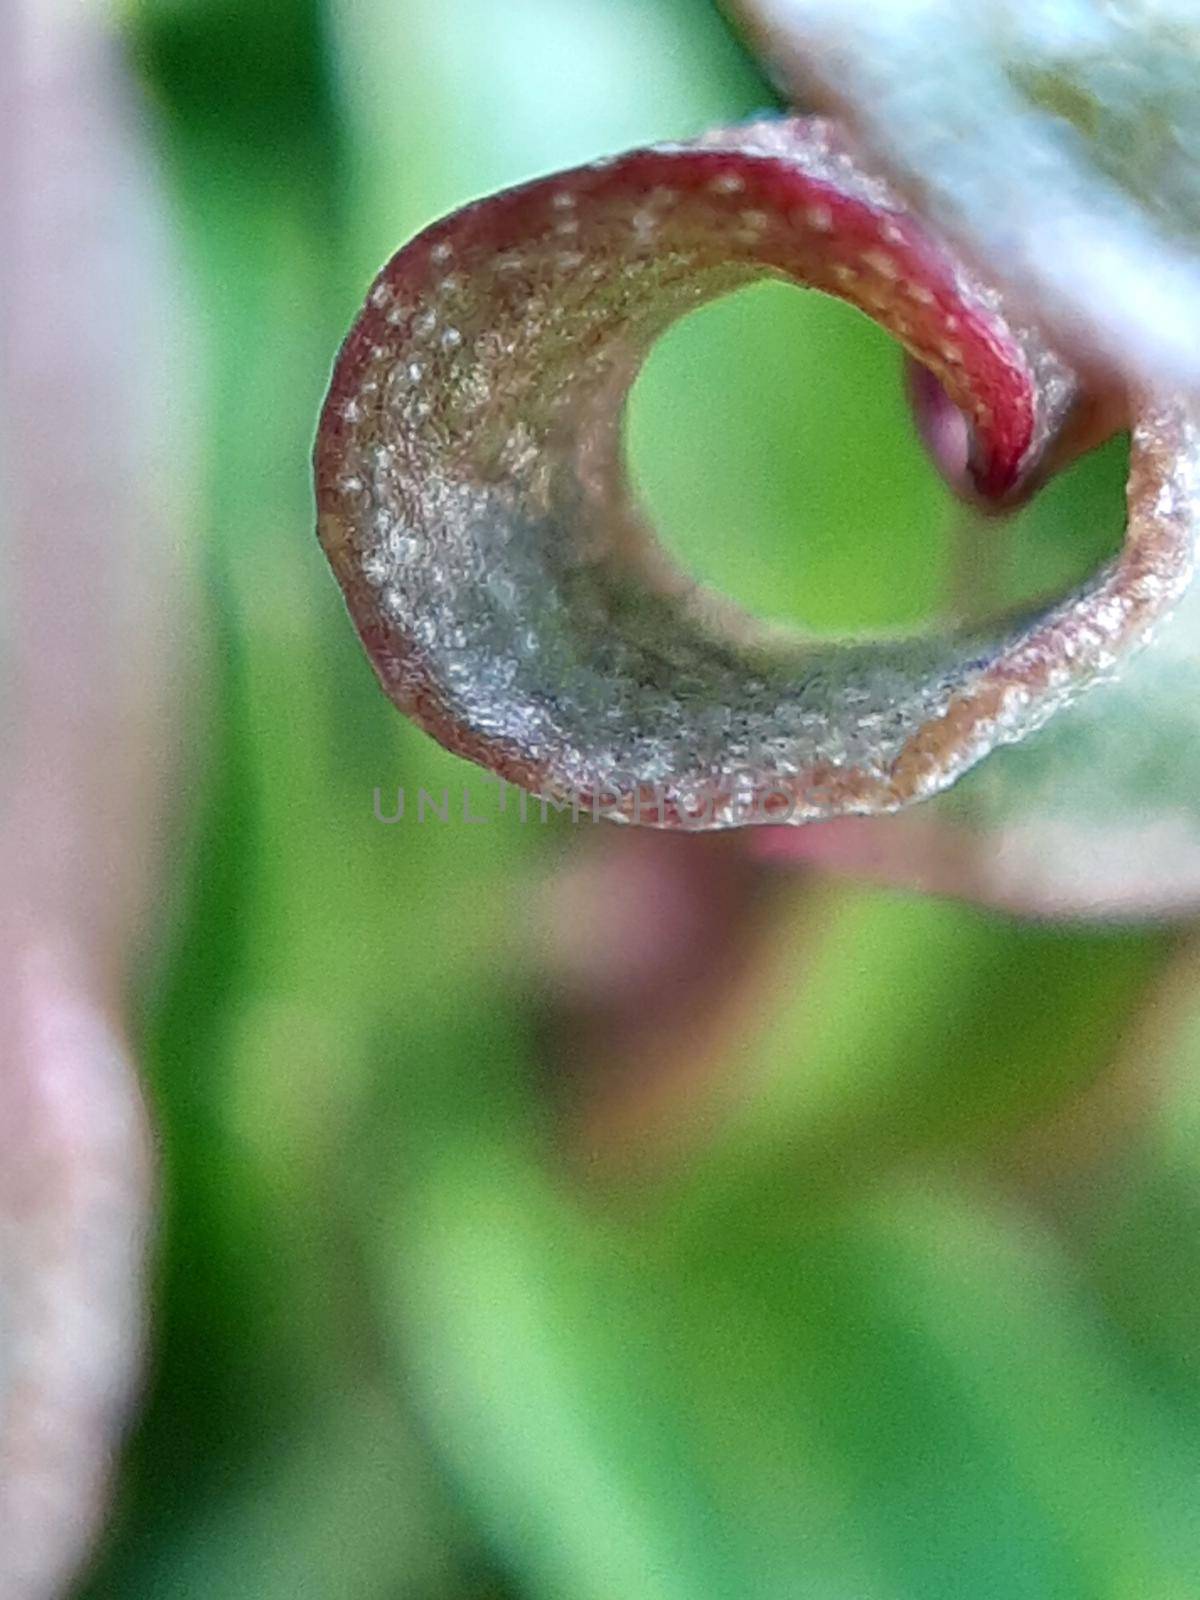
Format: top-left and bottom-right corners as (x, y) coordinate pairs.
(661, 882), (1165, 1199)
(1051, 944), (1200, 1439)
(92, 1398), (472, 1600)
(376, 870), (1168, 1599)
(390, 1136), (1196, 1600)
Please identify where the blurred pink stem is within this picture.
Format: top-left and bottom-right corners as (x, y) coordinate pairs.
(1, 4), (196, 1593)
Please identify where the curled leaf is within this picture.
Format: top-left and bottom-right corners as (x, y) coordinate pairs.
(316, 117), (1195, 829)
(733, 1), (1200, 392)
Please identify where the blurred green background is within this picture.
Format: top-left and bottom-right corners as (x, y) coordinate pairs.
(85, 2), (1200, 1596)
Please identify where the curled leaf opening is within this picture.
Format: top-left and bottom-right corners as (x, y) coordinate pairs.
(316, 117), (1197, 829)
